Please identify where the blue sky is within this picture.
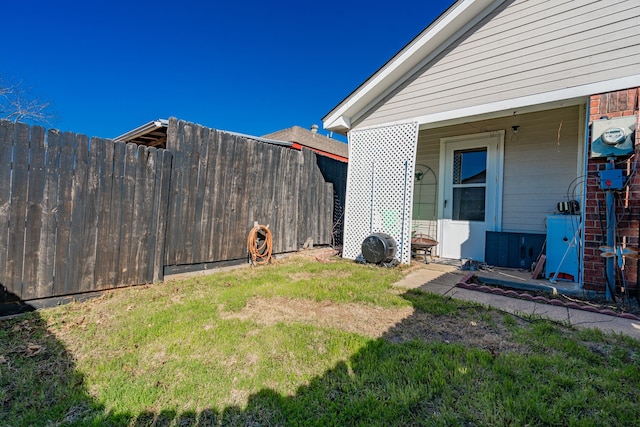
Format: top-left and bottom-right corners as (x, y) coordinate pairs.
(2, 1), (453, 143)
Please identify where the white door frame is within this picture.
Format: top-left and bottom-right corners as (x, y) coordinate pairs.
(437, 130), (504, 260)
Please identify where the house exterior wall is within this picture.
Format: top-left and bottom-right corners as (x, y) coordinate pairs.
(414, 106), (581, 237)
(355, 0), (640, 130)
(584, 88), (640, 293)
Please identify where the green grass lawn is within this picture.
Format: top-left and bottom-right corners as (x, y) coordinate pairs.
(1, 254), (639, 426)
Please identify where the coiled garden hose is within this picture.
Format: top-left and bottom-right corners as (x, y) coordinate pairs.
(247, 224), (273, 265)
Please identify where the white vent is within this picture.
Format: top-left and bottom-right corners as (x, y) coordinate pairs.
(343, 121), (419, 264)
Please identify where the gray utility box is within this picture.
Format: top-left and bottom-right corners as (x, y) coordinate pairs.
(485, 231), (546, 270)
(590, 115), (636, 158)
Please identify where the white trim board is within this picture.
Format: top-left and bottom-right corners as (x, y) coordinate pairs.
(415, 75), (640, 129)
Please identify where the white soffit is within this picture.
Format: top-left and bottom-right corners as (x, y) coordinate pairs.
(416, 74), (640, 130)
(323, 0), (502, 133)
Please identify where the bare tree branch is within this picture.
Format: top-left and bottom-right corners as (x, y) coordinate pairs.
(0, 75), (53, 126)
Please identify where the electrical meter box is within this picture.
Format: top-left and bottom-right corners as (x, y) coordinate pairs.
(590, 116), (636, 158)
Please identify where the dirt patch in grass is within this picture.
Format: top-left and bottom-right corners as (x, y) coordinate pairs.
(220, 296), (415, 338)
(220, 296), (530, 356)
(384, 309), (530, 356)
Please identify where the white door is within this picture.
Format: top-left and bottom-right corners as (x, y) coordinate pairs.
(438, 131), (504, 261)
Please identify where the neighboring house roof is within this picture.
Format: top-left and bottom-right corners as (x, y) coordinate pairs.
(323, 0), (640, 134)
(262, 125), (349, 162)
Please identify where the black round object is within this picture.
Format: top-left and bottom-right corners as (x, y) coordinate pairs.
(361, 233), (397, 264)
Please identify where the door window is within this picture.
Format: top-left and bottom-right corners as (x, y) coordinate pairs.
(452, 148), (487, 221)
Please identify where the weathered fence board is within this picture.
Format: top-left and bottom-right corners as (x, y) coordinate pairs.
(192, 126), (208, 263)
(68, 134), (89, 293)
(148, 147), (169, 284)
(178, 121), (195, 263)
(286, 150), (302, 250)
(105, 142), (124, 286)
(129, 145), (146, 285)
(152, 149), (172, 282)
(118, 143), (139, 286)
(271, 147), (283, 251)
(79, 138), (101, 292)
(0, 122), (14, 295)
(22, 125), (46, 299)
(217, 131), (237, 261)
(205, 130), (224, 261)
(53, 132), (75, 295)
(295, 148), (310, 252)
(0, 121), (172, 302)
(165, 121), (183, 264)
(37, 129), (61, 297)
(199, 128), (216, 262)
(7, 124), (29, 294)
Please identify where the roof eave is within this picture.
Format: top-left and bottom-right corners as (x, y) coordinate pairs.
(114, 119), (169, 142)
(322, 0), (501, 133)
(323, 116), (351, 135)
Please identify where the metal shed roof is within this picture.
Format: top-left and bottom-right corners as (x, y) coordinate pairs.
(113, 119), (293, 149)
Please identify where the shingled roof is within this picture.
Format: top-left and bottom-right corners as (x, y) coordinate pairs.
(262, 125), (348, 162)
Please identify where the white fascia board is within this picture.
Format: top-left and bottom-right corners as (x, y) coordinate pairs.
(413, 74), (640, 128)
(323, 0), (499, 133)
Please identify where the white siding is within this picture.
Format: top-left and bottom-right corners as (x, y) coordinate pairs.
(357, 0), (639, 128)
(415, 105), (581, 234)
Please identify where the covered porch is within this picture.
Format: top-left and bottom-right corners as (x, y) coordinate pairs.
(412, 104), (585, 278)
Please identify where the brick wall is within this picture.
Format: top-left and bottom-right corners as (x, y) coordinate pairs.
(585, 88), (640, 293)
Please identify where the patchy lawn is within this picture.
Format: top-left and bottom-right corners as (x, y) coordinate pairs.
(1, 252), (639, 426)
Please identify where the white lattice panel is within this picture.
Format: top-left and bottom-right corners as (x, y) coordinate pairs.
(344, 122), (419, 264)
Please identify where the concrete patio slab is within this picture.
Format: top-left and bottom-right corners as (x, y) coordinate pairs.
(396, 264), (640, 339)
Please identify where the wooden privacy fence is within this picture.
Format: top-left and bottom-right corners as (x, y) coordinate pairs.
(0, 118), (338, 302)
(0, 121), (172, 301)
(164, 118), (334, 268)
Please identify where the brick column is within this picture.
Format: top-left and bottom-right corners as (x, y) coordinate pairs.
(585, 88), (640, 293)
